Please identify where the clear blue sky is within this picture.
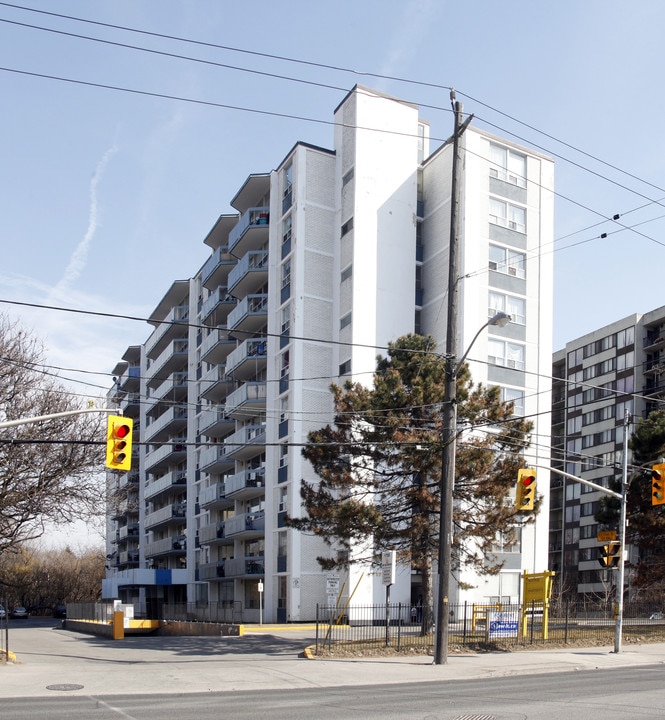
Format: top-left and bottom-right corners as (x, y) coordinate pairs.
(2, 0), (664, 391)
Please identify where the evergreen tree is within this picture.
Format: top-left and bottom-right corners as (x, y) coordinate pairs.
(597, 410), (665, 590)
(288, 334), (536, 632)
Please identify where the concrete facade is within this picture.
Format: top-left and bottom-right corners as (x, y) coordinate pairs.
(103, 86), (554, 620)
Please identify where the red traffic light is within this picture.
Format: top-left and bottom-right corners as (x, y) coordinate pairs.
(115, 423), (131, 439)
(522, 475), (535, 487)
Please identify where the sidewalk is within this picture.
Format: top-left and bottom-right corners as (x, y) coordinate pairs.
(2, 622), (665, 699)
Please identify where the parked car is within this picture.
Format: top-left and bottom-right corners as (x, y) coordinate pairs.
(0, 605), (5, 619)
(649, 612), (664, 620)
(53, 605), (67, 618)
(10, 606), (28, 619)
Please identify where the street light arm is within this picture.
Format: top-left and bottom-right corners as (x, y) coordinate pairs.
(455, 312), (512, 373)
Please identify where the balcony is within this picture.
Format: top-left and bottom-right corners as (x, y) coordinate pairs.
(116, 365), (140, 393)
(199, 444), (235, 473)
(227, 250), (269, 298)
(228, 206), (270, 257)
(225, 467), (265, 500)
(227, 294), (268, 335)
(644, 333), (665, 350)
(200, 286), (236, 326)
(200, 364), (234, 402)
(145, 502), (187, 530)
(198, 561), (227, 580)
(145, 371), (188, 407)
(225, 338), (267, 381)
(224, 381), (267, 418)
(119, 391), (140, 415)
(201, 245), (236, 290)
(224, 424), (266, 460)
(198, 408), (235, 438)
(144, 439), (187, 472)
(118, 523), (140, 541)
(145, 305), (189, 358)
(144, 470), (187, 502)
(144, 405), (188, 442)
(224, 556), (265, 578)
(144, 534), (187, 558)
(146, 339), (188, 384)
(643, 357), (665, 377)
(201, 327), (236, 364)
(224, 511), (265, 539)
(199, 481), (233, 510)
(198, 521), (232, 545)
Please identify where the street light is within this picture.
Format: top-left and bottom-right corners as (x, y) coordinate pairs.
(433, 310), (512, 665)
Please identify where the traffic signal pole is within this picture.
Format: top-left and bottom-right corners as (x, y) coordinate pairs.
(0, 407), (119, 430)
(536, 409), (631, 654)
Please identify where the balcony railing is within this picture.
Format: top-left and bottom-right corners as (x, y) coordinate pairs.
(228, 206), (270, 255)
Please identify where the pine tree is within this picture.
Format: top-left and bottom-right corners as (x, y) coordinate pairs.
(288, 334), (535, 632)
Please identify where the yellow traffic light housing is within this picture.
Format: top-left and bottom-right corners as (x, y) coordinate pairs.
(598, 541), (621, 569)
(652, 463), (665, 506)
(105, 415), (133, 471)
(516, 468), (536, 511)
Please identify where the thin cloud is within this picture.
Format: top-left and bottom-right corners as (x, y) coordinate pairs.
(50, 144), (118, 299)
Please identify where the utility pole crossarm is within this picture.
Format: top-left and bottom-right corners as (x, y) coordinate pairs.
(0, 407), (119, 429)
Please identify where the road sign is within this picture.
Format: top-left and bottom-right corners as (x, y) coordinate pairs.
(326, 576), (340, 594)
(597, 530), (617, 542)
(382, 550), (396, 586)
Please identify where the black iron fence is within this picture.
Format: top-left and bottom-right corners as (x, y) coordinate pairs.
(313, 601), (665, 655)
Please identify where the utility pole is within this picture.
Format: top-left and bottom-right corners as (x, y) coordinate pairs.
(433, 92), (473, 665)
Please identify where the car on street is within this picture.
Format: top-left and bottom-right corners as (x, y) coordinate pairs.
(53, 605), (67, 618)
(10, 606), (28, 619)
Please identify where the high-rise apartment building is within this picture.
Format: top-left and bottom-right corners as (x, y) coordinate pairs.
(103, 86), (554, 621)
(550, 306), (665, 599)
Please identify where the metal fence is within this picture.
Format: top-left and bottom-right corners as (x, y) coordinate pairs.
(313, 601), (665, 655)
(161, 601), (243, 624)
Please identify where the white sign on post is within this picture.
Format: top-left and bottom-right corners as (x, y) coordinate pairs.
(382, 550), (396, 586)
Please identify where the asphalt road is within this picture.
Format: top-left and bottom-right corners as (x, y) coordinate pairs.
(2, 665), (665, 719)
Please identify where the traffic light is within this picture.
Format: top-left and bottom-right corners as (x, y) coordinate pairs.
(652, 463), (665, 506)
(598, 541), (621, 569)
(515, 468), (536, 511)
(105, 415), (133, 471)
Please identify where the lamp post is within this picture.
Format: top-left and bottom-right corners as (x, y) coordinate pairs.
(433, 310), (512, 665)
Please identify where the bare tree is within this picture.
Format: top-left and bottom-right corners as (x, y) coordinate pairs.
(0, 315), (105, 555)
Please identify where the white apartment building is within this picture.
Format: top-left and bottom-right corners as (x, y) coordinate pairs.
(103, 86), (554, 620)
(551, 306), (665, 599)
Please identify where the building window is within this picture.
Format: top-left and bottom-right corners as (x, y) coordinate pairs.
(281, 305), (290, 335)
(488, 339), (525, 370)
(489, 244), (526, 278)
(340, 312), (352, 330)
(489, 291), (525, 325)
(490, 143), (527, 187)
(341, 264), (353, 282)
(281, 259), (291, 289)
(341, 217), (354, 237)
(500, 387), (525, 416)
(283, 163), (293, 197)
(492, 528), (521, 553)
(490, 198), (526, 234)
(282, 215), (292, 245)
(342, 168), (354, 187)
(339, 359), (351, 375)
